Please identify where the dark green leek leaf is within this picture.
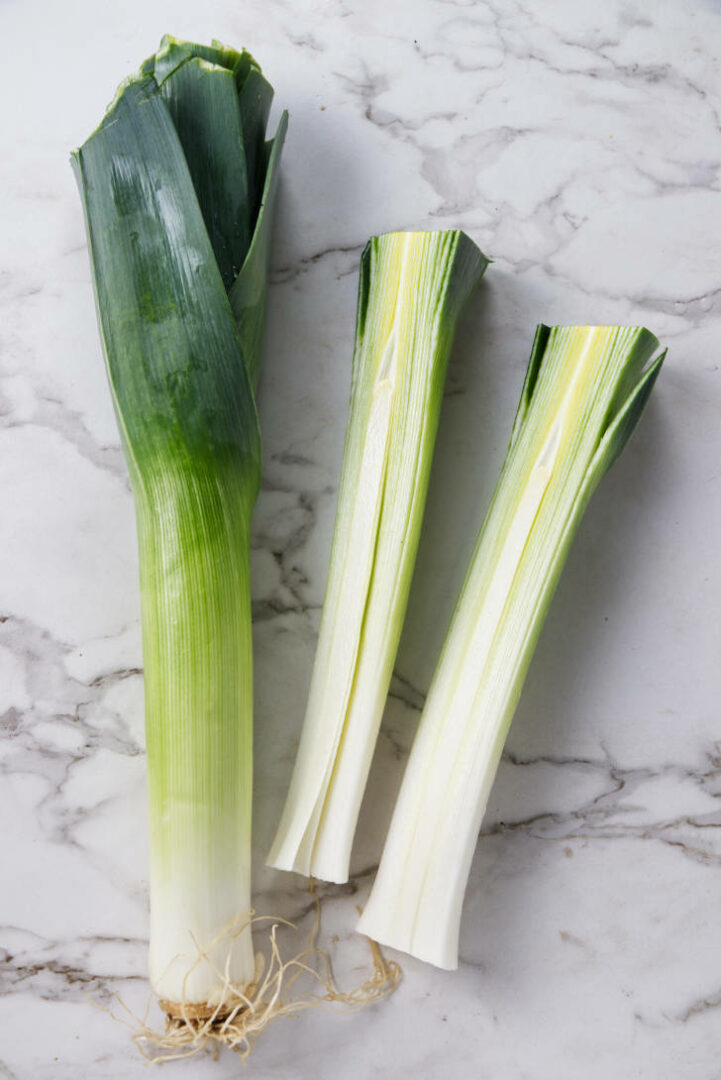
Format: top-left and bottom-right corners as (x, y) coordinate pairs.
(509, 323), (550, 447)
(160, 58), (253, 287)
(72, 36), (287, 494)
(229, 111), (288, 389)
(74, 75), (260, 499)
(588, 346), (666, 481)
(152, 35), (245, 86)
(238, 67), (274, 215)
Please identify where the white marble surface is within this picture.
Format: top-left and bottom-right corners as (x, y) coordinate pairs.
(1, 0), (720, 1076)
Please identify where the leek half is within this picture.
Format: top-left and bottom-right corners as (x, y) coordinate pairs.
(268, 231), (488, 883)
(358, 325), (665, 968)
(73, 37), (286, 1012)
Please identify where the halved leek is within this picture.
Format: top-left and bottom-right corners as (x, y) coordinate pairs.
(358, 325), (665, 968)
(73, 36), (286, 1013)
(268, 231), (488, 884)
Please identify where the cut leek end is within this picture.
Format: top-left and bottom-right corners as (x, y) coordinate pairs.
(266, 764), (359, 884)
(267, 840), (351, 886)
(266, 837), (312, 879)
(268, 858), (351, 888)
(266, 803), (355, 885)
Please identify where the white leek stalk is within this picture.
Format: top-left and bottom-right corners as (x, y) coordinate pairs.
(73, 37), (286, 1013)
(268, 232), (488, 883)
(358, 325), (665, 968)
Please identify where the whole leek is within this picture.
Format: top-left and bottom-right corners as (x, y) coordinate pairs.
(73, 37), (286, 1013)
(268, 232), (488, 884)
(358, 325), (665, 968)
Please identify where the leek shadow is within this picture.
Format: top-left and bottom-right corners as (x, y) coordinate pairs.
(397, 270), (532, 689)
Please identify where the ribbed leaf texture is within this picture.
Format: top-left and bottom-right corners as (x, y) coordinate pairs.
(268, 232), (488, 885)
(72, 36), (286, 1008)
(358, 325), (665, 970)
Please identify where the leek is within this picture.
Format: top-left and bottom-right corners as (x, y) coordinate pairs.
(268, 231), (488, 884)
(358, 325), (665, 968)
(73, 36), (286, 1014)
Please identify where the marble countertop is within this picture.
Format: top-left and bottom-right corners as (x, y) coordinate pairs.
(2, 0), (720, 1076)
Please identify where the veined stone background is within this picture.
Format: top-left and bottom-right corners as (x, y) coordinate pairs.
(0, 0), (719, 1076)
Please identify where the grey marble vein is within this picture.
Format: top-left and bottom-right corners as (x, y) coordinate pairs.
(1, 0), (719, 1077)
